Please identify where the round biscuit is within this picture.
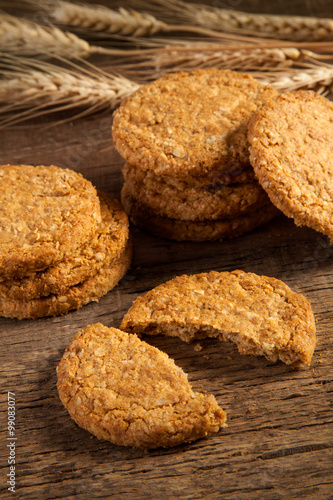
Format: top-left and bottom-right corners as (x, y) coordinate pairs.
(0, 241), (132, 319)
(0, 192), (129, 300)
(0, 164), (101, 279)
(112, 69), (277, 186)
(123, 162), (270, 221)
(248, 90), (333, 241)
(121, 182), (279, 242)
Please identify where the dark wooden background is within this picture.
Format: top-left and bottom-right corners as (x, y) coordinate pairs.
(0, 1), (333, 499)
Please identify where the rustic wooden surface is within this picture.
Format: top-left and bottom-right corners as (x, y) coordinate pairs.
(0, 112), (332, 500)
(1, 0), (333, 496)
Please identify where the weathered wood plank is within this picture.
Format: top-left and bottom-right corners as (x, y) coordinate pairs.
(0, 101), (332, 499)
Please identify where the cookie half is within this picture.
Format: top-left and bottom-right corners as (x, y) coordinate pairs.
(112, 69), (277, 186)
(0, 192), (129, 300)
(57, 323), (226, 449)
(0, 241), (132, 319)
(0, 164), (101, 279)
(121, 183), (279, 242)
(123, 163), (270, 221)
(120, 270), (316, 366)
(248, 90), (333, 241)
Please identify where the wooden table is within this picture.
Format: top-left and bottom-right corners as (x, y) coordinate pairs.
(0, 111), (332, 499)
(1, 0), (333, 495)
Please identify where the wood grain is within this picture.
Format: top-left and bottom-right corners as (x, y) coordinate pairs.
(0, 113), (332, 500)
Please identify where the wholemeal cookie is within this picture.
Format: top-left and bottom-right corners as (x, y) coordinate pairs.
(112, 69), (277, 186)
(0, 241), (132, 319)
(120, 270), (316, 366)
(122, 163), (271, 221)
(121, 183), (279, 241)
(0, 164), (101, 279)
(248, 90), (333, 241)
(57, 323), (226, 449)
(0, 192), (129, 300)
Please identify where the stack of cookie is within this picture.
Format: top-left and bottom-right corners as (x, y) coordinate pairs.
(112, 68), (280, 241)
(0, 164), (131, 319)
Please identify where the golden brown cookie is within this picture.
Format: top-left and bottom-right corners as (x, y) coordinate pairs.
(57, 323), (226, 449)
(112, 69), (277, 186)
(123, 163), (270, 221)
(120, 270), (316, 366)
(0, 241), (132, 320)
(0, 192), (129, 300)
(0, 164), (101, 279)
(248, 90), (333, 241)
(121, 182), (279, 241)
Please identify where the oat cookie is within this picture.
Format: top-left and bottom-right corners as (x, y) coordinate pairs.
(248, 90), (333, 241)
(121, 183), (279, 241)
(120, 270), (316, 366)
(0, 164), (101, 279)
(112, 69), (277, 186)
(57, 323), (226, 449)
(123, 163), (270, 221)
(0, 241), (132, 320)
(0, 192), (129, 300)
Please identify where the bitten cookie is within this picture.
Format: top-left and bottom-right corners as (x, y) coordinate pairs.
(248, 90), (333, 241)
(112, 69), (277, 186)
(0, 164), (101, 279)
(120, 270), (316, 366)
(57, 323), (226, 449)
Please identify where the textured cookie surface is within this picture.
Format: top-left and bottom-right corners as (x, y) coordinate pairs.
(123, 163), (270, 221)
(248, 90), (333, 241)
(121, 183), (278, 241)
(112, 69), (277, 186)
(0, 192), (129, 300)
(57, 323), (226, 449)
(0, 164), (101, 279)
(0, 242), (132, 319)
(120, 270), (316, 366)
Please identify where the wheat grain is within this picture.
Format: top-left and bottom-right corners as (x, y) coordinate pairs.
(0, 13), (92, 58)
(0, 54), (140, 127)
(135, 0), (333, 42)
(45, 0), (167, 37)
(255, 64), (333, 93)
(0, 13), (147, 59)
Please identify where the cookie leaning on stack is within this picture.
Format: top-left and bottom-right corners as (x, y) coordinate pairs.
(112, 69), (280, 241)
(0, 165), (131, 319)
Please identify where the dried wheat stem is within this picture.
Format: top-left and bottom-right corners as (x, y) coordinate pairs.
(39, 0), (272, 44)
(0, 13), (151, 59)
(0, 54), (140, 127)
(135, 0), (333, 42)
(0, 13), (92, 58)
(46, 0), (167, 36)
(255, 65), (333, 93)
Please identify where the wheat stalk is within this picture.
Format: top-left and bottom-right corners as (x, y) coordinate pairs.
(36, 0), (278, 44)
(44, 0), (167, 36)
(134, 0), (333, 42)
(0, 13), (155, 58)
(0, 54), (140, 128)
(255, 64), (333, 94)
(1, 13), (92, 58)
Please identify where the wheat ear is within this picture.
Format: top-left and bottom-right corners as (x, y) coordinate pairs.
(37, 0), (274, 43)
(0, 13), (151, 58)
(134, 0), (333, 42)
(255, 64), (333, 94)
(0, 54), (140, 128)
